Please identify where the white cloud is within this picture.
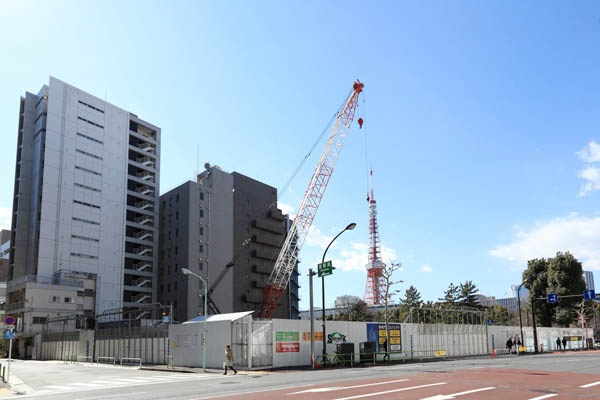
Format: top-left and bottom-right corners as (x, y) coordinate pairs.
(577, 141), (600, 163)
(0, 207), (11, 230)
(421, 264), (432, 273)
(332, 242), (398, 272)
(490, 213), (600, 270)
(577, 141), (600, 196)
(278, 202), (295, 217)
(304, 226), (333, 250)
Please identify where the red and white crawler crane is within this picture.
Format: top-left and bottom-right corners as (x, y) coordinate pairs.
(259, 80), (364, 319)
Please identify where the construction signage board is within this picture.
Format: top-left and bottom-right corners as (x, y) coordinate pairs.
(317, 261), (333, 277)
(276, 342), (300, 353)
(367, 323), (402, 351)
(302, 331), (323, 341)
(276, 331), (299, 342)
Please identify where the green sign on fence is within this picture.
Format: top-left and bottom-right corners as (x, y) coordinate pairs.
(276, 331), (299, 342)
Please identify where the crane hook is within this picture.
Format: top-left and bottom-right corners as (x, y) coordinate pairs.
(358, 117), (364, 129)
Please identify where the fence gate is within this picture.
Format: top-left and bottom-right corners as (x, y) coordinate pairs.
(231, 320), (248, 368)
(251, 320), (273, 368)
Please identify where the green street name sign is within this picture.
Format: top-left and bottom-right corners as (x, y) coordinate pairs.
(318, 260), (333, 277)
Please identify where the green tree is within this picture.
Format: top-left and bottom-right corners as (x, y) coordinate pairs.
(488, 304), (510, 325)
(458, 281), (481, 308)
(401, 285), (422, 308)
(522, 258), (554, 327)
(547, 252), (586, 327)
(335, 300), (373, 322)
(439, 283), (461, 307)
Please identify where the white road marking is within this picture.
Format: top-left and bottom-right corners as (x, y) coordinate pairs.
(43, 385), (79, 390)
(75, 392), (146, 400)
(288, 379), (409, 394)
(581, 381), (600, 388)
(333, 382), (448, 400)
(527, 394), (558, 400)
(191, 383), (316, 399)
(421, 387), (495, 400)
(113, 378), (150, 383)
(69, 383), (105, 387)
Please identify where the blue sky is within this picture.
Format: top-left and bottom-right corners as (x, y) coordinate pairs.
(2, 1), (600, 309)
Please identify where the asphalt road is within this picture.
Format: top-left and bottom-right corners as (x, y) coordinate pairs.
(4, 351), (600, 399)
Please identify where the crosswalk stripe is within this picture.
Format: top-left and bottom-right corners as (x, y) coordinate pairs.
(334, 382), (448, 400)
(43, 385), (78, 390)
(581, 381), (600, 388)
(528, 394), (557, 400)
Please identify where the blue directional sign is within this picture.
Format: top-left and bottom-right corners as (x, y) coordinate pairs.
(3, 330), (15, 340)
(487, 319), (494, 325)
(162, 316), (171, 323)
(584, 290), (595, 300)
(547, 293), (558, 303)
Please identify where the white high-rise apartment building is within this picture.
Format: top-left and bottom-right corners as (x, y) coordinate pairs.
(7, 77), (160, 356)
(583, 271), (595, 292)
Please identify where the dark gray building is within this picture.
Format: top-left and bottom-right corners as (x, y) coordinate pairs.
(159, 166), (299, 322)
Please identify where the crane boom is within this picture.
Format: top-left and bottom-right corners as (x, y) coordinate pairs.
(259, 80), (364, 319)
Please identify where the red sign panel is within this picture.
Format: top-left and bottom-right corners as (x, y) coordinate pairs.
(276, 342), (299, 353)
(4, 316), (15, 326)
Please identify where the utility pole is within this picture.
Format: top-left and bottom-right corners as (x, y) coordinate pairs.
(531, 295), (539, 353)
(308, 268), (316, 369)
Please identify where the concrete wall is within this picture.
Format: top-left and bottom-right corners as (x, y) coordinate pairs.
(488, 325), (594, 351)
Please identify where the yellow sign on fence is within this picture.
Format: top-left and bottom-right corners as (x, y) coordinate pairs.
(434, 350), (447, 357)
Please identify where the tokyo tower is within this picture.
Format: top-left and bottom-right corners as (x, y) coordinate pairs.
(363, 169), (386, 305)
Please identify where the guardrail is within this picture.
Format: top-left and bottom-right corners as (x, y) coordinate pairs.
(77, 356), (93, 364)
(120, 357), (142, 367)
(313, 349), (447, 368)
(97, 356), (116, 366)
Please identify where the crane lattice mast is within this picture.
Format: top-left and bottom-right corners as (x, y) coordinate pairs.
(259, 80), (364, 319)
(364, 168), (386, 304)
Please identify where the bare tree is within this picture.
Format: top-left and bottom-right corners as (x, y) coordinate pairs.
(381, 261), (403, 358)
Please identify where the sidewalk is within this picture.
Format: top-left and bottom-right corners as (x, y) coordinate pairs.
(140, 364), (267, 375)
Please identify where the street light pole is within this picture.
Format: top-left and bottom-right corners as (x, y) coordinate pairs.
(308, 268), (316, 369)
(321, 223), (356, 356)
(517, 283), (524, 348)
(182, 267), (208, 372)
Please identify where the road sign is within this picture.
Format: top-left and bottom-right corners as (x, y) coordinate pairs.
(3, 330), (15, 340)
(487, 319), (494, 325)
(162, 315), (171, 323)
(584, 289), (596, 300)
(4, 316), (15, 326)
(317, 260), (333, 278)
(547, 293), (558, 303)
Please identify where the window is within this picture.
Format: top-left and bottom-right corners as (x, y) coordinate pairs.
(161, 250), (164, 259)
(74, 182), (101, 193)
(168, 265), (171, 274)
(76, 132), (103, 144)
(175, 228), (179, 238)
(51, 296), (60, 303)
(200, 192), (204, 200)
(199, 262), (204, 270)
(175, 246), (178, 255)
(33, 317), (47, 324)
(78, 100), (105, 114)
(199, 226), (204, 236)
(174, 281), (178, 290)
(160, 284), (164, 294)
(73, 217), (100, 226)
(162, 200), (165, 210)
(76, 148), (103, 160)
(168, 248), (171, 257)
(77, 116), (104, 128)
(199, 244), (204, 253)
(175, 264), (178, 272)
(169, 214), (172, 223)
(169, 197), (173, 206)
(168, 231), (172, 240)
(64, 297), (73, 303)
(75, 165), (102, 176)
(199, 209), (204, 218)
(73, 199), (101, 209)
(72, 234), (99, 243)
(176, 211), (179, 220)
(167, 283), (171, 292)
(176, 194), (179, 203)
(71, 252), (98, 259)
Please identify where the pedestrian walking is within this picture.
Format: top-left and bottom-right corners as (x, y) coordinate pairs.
(562, 337), (567, 350)
(506, 337), (514, 354)
(516, 337), (522, 353)
(382, 339), (389, 362)
(223, 345), (237, 375)
(556, 337), (561, 350)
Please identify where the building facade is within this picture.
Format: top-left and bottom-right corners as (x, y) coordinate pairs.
(7, 77), (160, 356)
(583, 271), (595, 292)
(159, 165), (299, 321)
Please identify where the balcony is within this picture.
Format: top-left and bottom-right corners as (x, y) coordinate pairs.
(135, 186), (154, 197)
(133, 231), (153, 241)
(133, 262), (152, 272)
(139, 143), (155, 154)
(6, 301), (25, 311)
(132, 277), (152, 288)
(134, 215), (153, 225)
(135, 246), (152, 257)
(135, 156), (155, 168)
(132, 293), (151, 304)
(136, 171), (155, 182)
(134, 200), (153, 211)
